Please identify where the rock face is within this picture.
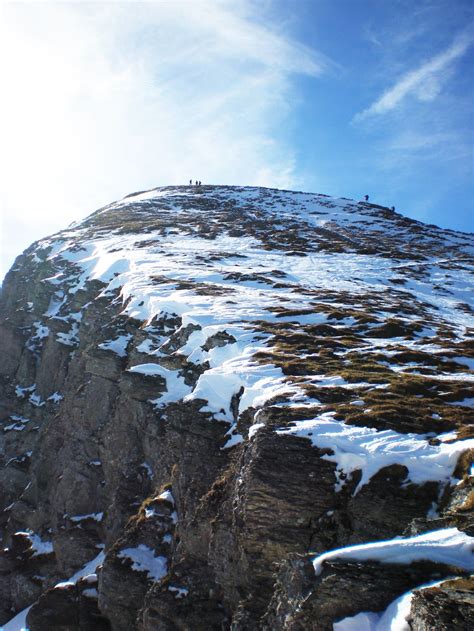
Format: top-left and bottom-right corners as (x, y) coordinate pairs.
(409, 577), (474, 630)
(0, 185), (473, 629)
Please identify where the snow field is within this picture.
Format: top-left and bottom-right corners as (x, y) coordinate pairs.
(34, 186), (473, 472)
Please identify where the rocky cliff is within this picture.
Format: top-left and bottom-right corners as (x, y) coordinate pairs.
(1, 185), (473, 630)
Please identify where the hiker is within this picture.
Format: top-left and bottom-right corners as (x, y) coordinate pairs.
(195, 180), (198, 186)
(364, 194), (369, 202)
(189, 179), (192, 185)
(391, 206), (395, 212)
(199, 180), (202, 186)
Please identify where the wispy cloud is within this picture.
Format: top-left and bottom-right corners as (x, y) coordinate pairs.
(0, 0), (331, 279)
(355, 31), (473, 120)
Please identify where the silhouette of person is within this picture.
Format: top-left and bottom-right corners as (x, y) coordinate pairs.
(364, 194), (369, 202)
(189, 179), (192, 185)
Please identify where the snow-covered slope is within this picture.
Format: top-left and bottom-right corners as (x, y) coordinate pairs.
(0, 185), (473, 630)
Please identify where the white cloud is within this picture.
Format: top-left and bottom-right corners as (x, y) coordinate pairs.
(0, 1), (330, 280)
(355, 31), (473, 120)
(388, 130), (457, 152)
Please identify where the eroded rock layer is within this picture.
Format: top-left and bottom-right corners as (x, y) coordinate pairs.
(1, 185), (473, 629)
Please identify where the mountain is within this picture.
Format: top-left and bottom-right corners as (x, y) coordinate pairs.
(1, 185), (473, 630)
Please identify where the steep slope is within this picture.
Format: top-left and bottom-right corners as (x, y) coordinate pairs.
(0, 185), (473, 630)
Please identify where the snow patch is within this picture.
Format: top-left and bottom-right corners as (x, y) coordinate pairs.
(128, 363), (192, 406)
(334, 579), (445, 631)
(313, 527), (474, 576)
(14, 531), (54, 557)
(168, 585), (189, 598)
(47, 391), (63, 403)
(98, 334), (132, 357)
(278, 413), (474, 493)
(55, 551), (105, 589)
(117, 544), (168, 582)
(69, 512), (103, 523)
(3, 606), (32, 631)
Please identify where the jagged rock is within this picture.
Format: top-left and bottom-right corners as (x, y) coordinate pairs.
(27, 576), (111, 631)
(263, 555), (469, 631)
(138, 562), (229, 631)
(99, 490), (177, 630)
(409, 577), (474, 631)
(207, 430), (337, 621)
(0, 531), (56, 622)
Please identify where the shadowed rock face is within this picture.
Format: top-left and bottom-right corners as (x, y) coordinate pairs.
(0, 185), (473, 629)
(263, 555), (460, 631)
(409, 578), (474, 631)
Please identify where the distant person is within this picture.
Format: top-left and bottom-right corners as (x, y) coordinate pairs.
(391, 206), (395, 212)
(189, 179), (192, 185)
(195, 180), (198, 186)
(199, 180), (202, 186)
(364, 194), (369, 202)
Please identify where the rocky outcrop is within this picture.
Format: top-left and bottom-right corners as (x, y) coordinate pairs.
(409, 578), (474, 631)
(264, 555), (467, 631)
(26, 577), (110, 631)
(0, 185), (473, 629)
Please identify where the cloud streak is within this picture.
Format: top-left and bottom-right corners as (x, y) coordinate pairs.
(0, 1), (331, 280)
(355, 31), (473, 120)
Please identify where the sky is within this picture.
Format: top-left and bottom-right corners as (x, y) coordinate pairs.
(0, 0), (472, 281)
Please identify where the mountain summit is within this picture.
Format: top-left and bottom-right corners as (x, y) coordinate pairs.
(1, 185), (473, 630)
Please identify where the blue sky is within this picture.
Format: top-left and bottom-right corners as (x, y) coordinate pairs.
(281, 0), (473, 229)
(0, 0), (472, 280)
